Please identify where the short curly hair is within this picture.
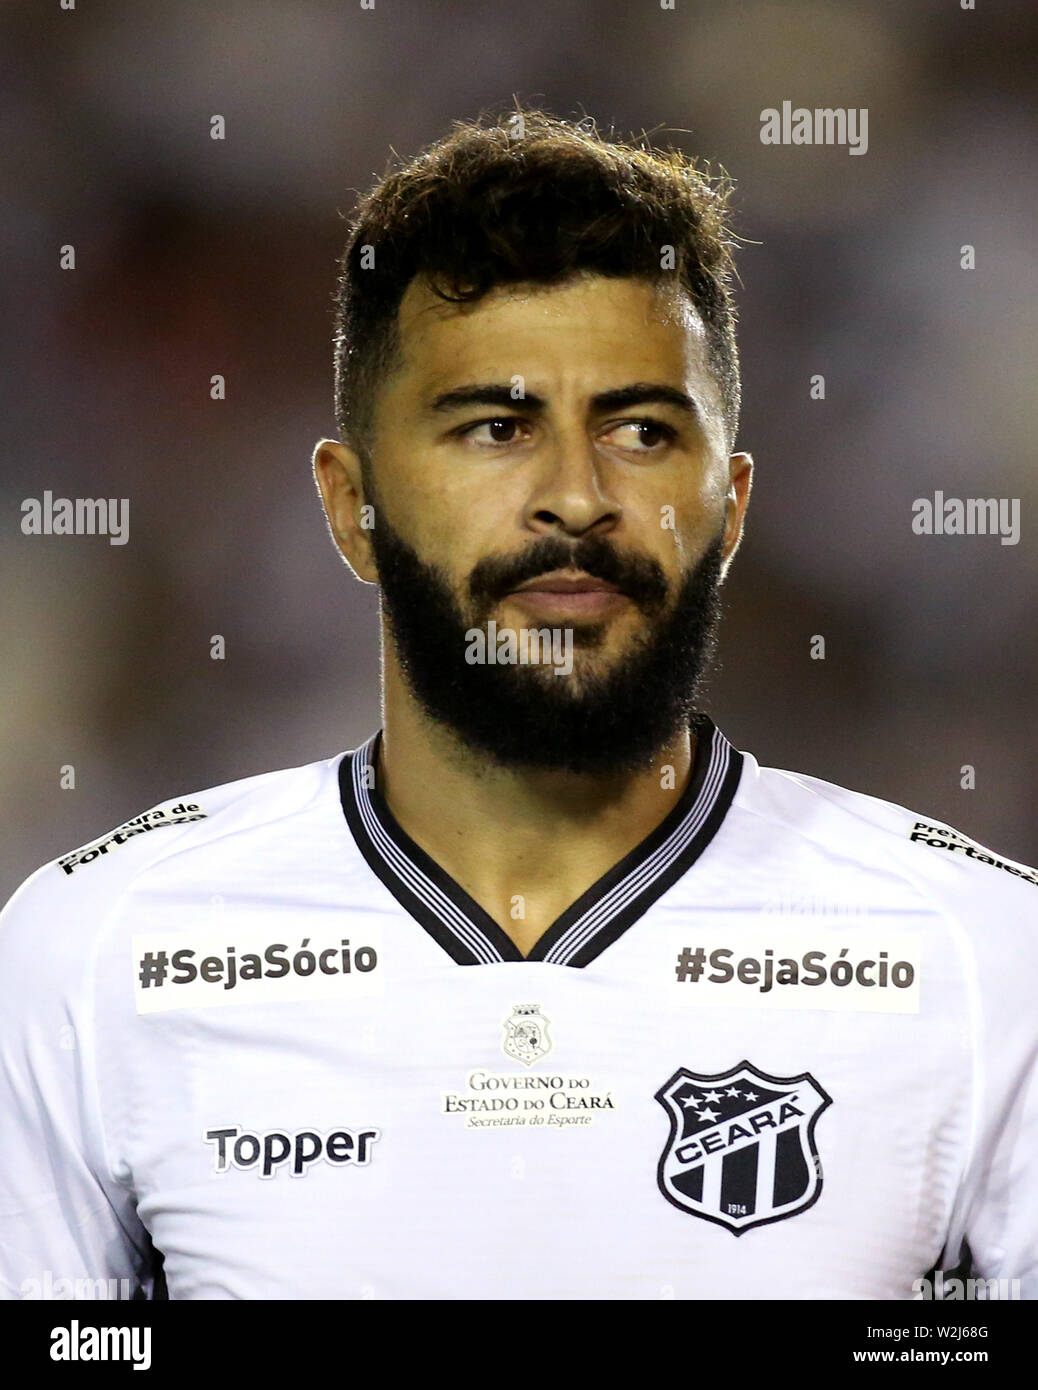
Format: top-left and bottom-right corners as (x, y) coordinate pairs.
(333, 108), (741, 453)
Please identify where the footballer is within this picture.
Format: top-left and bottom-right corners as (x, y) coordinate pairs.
(2, 110), (1036, 1300)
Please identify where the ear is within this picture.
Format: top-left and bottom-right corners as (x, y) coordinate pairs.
(719, 451), (753, 579)
(312, 439), (379, 584)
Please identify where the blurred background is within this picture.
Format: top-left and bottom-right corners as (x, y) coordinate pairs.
(2, 0), (1035, 896)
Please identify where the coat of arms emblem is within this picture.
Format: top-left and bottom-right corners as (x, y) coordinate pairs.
(502, 1004), (553, 1066)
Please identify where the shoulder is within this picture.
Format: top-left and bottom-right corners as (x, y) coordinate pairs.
(737, 752), (1037, 944)
(0, 752), (349, 985)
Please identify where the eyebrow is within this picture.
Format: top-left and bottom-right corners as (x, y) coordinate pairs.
(426, 381), (703, 423)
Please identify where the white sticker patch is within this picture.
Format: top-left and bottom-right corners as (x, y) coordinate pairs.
(670, 931), (921, 1014)
(133, 926), (383, 1014)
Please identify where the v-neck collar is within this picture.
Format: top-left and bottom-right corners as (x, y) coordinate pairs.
(337, 714), (743, 968)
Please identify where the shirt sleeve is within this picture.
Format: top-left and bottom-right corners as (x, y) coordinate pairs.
(941, 869), (1038, 1298)
(964, 1055), (1038, 1296)
(0, 865), (154, 1301)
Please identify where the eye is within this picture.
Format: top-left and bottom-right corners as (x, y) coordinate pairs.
(458, 417), (527, 446)
(601, 419), (677, 452)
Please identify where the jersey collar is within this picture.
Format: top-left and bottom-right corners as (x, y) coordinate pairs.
(338, 714), (743, 968)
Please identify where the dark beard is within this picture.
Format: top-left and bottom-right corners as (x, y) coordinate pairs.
(369, 514), (724, 776)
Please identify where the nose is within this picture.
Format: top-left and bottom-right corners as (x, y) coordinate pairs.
(521, 428), (621, 539)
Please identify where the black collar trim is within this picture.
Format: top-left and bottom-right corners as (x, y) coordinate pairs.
(338, 716), (743, 968)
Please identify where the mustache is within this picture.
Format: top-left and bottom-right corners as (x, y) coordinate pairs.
(467, 535), (669, 613)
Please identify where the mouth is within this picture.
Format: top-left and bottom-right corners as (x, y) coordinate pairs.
(505, 570), (630, 620)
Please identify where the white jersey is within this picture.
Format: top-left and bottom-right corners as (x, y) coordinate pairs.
(1, 717), (1036, 1300)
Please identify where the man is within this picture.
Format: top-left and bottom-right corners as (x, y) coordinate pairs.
(2, 110), (1036, 1301)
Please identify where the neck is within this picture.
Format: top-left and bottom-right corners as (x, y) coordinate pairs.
(376, 650), (694, 953)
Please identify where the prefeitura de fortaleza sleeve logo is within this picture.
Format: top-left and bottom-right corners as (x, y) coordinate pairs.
(655, 1061), (832, 1235)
